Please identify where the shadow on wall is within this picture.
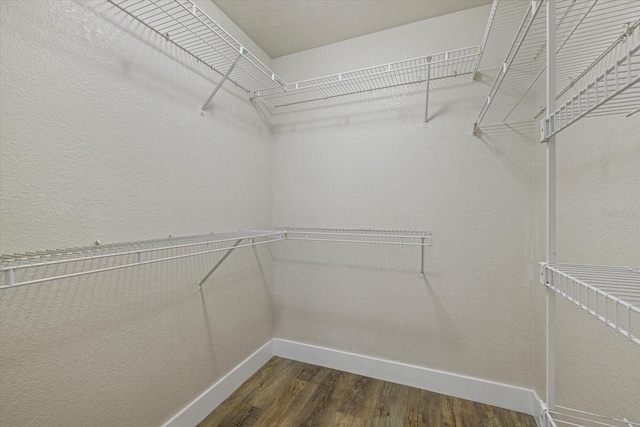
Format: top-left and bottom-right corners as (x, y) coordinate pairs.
(270, 241), (464, 357)
(0, 242), (274, 425)
(476, 121), (537, 186)
(46, 0), (263, 130)
(269, 78), (477, 134)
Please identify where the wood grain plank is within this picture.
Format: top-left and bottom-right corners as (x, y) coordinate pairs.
(293, 369), (348, 427)
(198, 357), (289, 427)
(254, 378), (317, 427)
(198, 357), (538, 427)
(329, 412), (366, 427)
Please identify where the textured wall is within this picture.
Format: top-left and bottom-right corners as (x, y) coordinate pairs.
(270, 5), (538, 390)
(0, 0), (274, 425)
(533, 115), (640, 419)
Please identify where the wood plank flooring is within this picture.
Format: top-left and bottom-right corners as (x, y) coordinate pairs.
(198, 357), (537, 427)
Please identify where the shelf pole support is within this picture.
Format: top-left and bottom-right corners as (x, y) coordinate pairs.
(424, 60), (431, 124)
(198, 238), (244, 290)
(4, 269), (15, 287)
(545, 0), (557, 412)
(200, 50), (244, 115)
(420, 238), (426, 279)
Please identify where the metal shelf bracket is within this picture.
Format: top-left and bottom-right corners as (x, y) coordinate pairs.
(200, 49), (245, 116)
(198, 238), (244, 290)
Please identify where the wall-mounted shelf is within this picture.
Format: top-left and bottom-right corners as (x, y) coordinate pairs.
(540, 263), (640, 346)
(0, 228), (433, 290)
(109, 0), (286, 113)
(474, 0), (531, 74)
(540, 33), (639, 140)
(252, 47), (480, 109)
(0, 230), (283, 289)
(108, 0), (478, 118)
(474, 0), (640, 132)
(541, 404), (640, 427)
(278, 228), (431, 246)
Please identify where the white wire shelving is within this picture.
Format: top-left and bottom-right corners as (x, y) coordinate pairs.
(474, 0), (640, 134)
(541, 31), (640, 140)
(278, 227), (432, 247)
(474, 0), (532, 74)
(0, 230), (284, 290)
(108, 0), (285, 113)
(541, 404), (640, 427)
(540, 263), (640, 346)
(252, 47), (480, 109)
(0, 228), (433, 290)
(108, 0), (478, 116)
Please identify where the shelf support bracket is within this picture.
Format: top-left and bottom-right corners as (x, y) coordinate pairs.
(420, 238), (426, 279)
(424, 60), (431, 125)
(200, 50), (243, 115)
(198, 238), (244, 290)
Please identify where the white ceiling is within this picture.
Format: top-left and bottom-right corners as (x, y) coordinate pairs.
(211, 0), (492, 58)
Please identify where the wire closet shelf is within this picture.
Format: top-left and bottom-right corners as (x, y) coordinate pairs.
(252, 47), (480, 108)
(541, 405), (640, 427)
(0, 228), (433, 290)
(473, 0), (640, 134)
(0, 230), (283, 289)
(277, 228), (432, 247)
(539, 263), (640, 346)
(108, 0), (479, 110)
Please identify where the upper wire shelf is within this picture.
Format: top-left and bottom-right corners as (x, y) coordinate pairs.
(109, 0), (286, 94)
(474, 0), (532, 74)
(108, 0), (478, 112)
(252, 47), (480, 109)
(540, 30), (639, 140)
(539, 263), (640, 346)
(542, 404), (640, 427)
(474, 0), (640, 132)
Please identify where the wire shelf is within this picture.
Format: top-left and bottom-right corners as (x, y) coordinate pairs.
(278, 227), (432, 246)
(475, 0), (532, 73)
(542, 405), (640, 427)
(108, 0), (479, 112)
(475, 0), (640, 130)
(0, 230), (284, 289)
(539, 263), (640, 346)
(0, 228), (434, 289)
(253, 47), (480, 108)
(541, 31), (640, 140)
(108, 0), (286, 93)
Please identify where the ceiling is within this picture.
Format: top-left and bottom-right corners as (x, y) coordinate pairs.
(211, 0), (492, 58)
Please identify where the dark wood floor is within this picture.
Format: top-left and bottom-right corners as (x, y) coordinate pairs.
(198, 357), (537, 427)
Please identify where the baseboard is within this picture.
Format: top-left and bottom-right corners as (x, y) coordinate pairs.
(532, 392), (544, 427)
(163, 338), (537, 426)
(274, 338), (537, 416)
(163, 340), (274, 427)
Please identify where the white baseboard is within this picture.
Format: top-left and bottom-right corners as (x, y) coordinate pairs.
(163, 338), (537, 426)
(532, 392), (544, 427)
(163, 340), (274, 427)
(273, 338), (537, 416)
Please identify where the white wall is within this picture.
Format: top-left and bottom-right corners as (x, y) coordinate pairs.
(270, 5), (539, 391)
(533, 115), (640, 419)
(0, 0), (274, 425)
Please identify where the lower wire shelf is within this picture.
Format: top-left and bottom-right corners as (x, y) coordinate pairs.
(542, 405), (639, 427)
(539, 263), (640, 346)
